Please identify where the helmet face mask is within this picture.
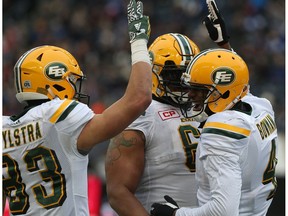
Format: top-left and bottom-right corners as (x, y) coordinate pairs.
(14, 45), (90, 105)
(180, 48), (249, 121)
(149, 33), (200, 107)
(66, 73), (90, 105)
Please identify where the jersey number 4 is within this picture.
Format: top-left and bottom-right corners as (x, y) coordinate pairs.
(3, 146), (67, 215)
(262, 138), (278, 200)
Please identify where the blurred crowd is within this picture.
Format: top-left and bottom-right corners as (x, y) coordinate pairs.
(3, 0), (285, 214)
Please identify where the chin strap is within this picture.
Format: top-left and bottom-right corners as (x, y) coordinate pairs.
(193, 111), (209, 122)
(224, 84), (249, 111)
(47, 87), (57, 99)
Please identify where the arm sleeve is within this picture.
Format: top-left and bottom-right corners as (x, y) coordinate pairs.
(176, 113), (249, 216)
(176, 154), (241, 216)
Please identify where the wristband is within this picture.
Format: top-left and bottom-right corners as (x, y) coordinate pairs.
(131, 39), (151, 65)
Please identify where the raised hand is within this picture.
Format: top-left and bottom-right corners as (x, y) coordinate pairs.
(203, 0), (229, 45)
(127, 0), (151, 43)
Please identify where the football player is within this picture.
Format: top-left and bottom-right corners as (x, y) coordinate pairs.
(105, 33), (202, 216)
(2, 0), (152, 215)
(150, 48), (278, 216)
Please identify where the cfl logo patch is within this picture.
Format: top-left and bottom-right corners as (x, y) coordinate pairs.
(23, 80), (31, 88)
(212, 68), (235, 85)
(45, 63), (67, 80)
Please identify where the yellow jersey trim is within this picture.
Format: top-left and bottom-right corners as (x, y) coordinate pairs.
(204, 122), (251, 136)
(49, 100), (73, 124)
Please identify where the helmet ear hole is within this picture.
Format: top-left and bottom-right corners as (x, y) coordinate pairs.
(222, 90), (230, 99)
(164, 60), (175, 66)
(53, 84), (65, 92)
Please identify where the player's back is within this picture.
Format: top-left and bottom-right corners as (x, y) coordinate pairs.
(2, 98), (94, 216)
(127, 100), (201, 210)
(198, 94), (277, 215)
(196, 94), (277, 215)
(240, 94), (278, 215)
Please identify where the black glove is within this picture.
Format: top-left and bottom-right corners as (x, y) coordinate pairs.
(203, 0), (229, 45)
(127, 0), (151, 43)
(150, 195), (179, 216)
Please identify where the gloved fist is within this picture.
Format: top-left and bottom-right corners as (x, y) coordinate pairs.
(150, 195), (179, 216)
(203, 0), (229, 45)
(127, 0), (151, 43)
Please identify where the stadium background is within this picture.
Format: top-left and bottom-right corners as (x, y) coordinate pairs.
(3, 0), (285, 215)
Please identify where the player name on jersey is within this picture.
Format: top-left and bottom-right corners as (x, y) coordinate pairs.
(2, 121), (42, 149)
(256, 114), (276, 140)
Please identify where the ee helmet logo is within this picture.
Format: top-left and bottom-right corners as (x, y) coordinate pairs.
(45, 63), (67, 80)
(212, 68), (235, 85)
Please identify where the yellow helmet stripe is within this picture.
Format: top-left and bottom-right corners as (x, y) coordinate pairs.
(203, 121), (251, 138)
(170, 33), (193, 62)
(49, 99), (78, 124)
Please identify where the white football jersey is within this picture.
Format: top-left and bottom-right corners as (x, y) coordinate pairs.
(126, 100), (201, 211)
(2, 98), (94, 216)
(177, 94), (278, 216)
